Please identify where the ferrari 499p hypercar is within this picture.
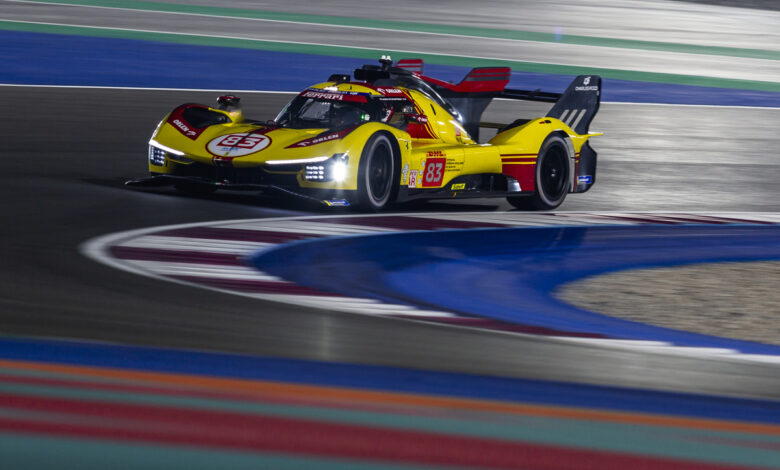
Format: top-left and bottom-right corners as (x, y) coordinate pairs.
(131, 56), (602, 211)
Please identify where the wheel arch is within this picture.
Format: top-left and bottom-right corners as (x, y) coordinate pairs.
(354, 131), (400, 211)
(543, 130), (575, 193)
(377, 130), (403, 201)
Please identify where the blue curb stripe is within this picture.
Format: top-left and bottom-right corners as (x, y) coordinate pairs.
(251, 224), (780, 355)
(2, 336), (780, 424)
(3, 30), (780, 107)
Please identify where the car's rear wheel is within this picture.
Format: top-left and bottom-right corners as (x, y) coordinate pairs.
(355, 133), (397, 211)
(507, 134), (571, 211)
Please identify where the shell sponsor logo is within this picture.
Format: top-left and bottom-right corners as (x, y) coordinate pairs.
(376, 87), (404, 95)
(172, 119), (196, 136)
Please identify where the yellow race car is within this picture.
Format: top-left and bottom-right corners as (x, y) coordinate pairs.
(131, 57), (602, 211)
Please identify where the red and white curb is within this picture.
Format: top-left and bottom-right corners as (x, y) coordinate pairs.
(81, 212), (780, 363)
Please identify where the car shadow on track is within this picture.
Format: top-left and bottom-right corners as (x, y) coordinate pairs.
(85, 177), (507, 214)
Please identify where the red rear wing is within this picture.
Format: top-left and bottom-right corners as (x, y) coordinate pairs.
(397, 59), (510, 94)
(396, 58), (423, 75)
(421, 67), (511, 94)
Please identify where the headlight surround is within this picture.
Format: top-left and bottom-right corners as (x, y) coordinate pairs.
(329, 153), (349, 182)
(148, 145), (166, 166)
(148, 139), (189, 166)
(304, 153), (349, 182)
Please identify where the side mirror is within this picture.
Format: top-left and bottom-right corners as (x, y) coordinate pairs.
(217, 95), (241, 108)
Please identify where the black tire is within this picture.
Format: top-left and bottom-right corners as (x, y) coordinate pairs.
(173, 180), (217, 196)
(507, 134), (571, 211)
(355, 133), (397, 211)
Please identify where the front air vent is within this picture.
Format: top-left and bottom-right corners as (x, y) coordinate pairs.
(182, 106), (230, 128)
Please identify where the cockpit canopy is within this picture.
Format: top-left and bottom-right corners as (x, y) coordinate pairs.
(275, 90), (414, 131)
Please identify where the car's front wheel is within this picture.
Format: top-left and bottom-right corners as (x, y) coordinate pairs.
(355, 133), (397, 211)
(507, 134), (571, 211)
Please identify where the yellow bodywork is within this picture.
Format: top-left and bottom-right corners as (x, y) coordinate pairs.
(148, 81), (598, 195)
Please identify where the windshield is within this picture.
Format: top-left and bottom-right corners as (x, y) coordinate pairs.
(275, 93), (383, 130)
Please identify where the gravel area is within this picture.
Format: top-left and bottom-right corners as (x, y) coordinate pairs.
(556, 261), (780, 345)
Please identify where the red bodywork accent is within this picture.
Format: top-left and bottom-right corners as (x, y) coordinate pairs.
(405, 122), (435, 139)
(212, 156), (234, 167)
(502, 164), (536, 192)
(421, 157), (446, 187)
(420, 67), (511, 93)
(166, 104), (210, 140)
(396, 58), (423, 75)
(501, 153), (537, 192)
(286, 126), (358, 149)
(399, 89), (436, 139)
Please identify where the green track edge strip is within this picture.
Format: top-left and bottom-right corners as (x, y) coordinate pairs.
(2, 20), (779, 93)
(16, 0), (780, 61)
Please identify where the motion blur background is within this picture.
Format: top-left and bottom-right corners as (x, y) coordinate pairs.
(1, 1), (780, 468)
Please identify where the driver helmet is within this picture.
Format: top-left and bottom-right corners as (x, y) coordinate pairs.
(331, 103), (364, 128)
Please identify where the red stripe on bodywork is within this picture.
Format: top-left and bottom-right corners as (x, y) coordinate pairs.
(502, 164), (536, 192)
(166, 104), (210, 140)
(286, 125), (359, 148)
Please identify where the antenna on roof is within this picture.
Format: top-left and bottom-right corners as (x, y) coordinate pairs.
(379, 55), (393, 71)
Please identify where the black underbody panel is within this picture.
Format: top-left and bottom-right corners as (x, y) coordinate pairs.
(397, 173), (530, 201)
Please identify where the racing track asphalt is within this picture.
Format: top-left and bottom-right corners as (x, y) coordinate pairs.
(2, 85), (780, 399)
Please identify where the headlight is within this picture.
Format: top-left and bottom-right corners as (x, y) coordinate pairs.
(148, 139), (187, 167)
(304, 164), (326, 181)
(304, 153), (349, 182)
(330, 159), (348, 182)
(148, 145), (166, 166)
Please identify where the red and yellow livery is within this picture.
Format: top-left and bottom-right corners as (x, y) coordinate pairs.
(131, 57), (602, 210)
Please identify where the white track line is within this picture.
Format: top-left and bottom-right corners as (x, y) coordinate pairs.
(122, 261), (284, 281)
(81, 212), (780, 361)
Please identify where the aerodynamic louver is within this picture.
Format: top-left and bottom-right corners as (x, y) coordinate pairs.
(167, 104), (230, 140)
(181, 106), (230, 128)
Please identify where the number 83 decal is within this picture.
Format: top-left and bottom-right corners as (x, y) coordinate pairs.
(421, 157), (445, 187)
